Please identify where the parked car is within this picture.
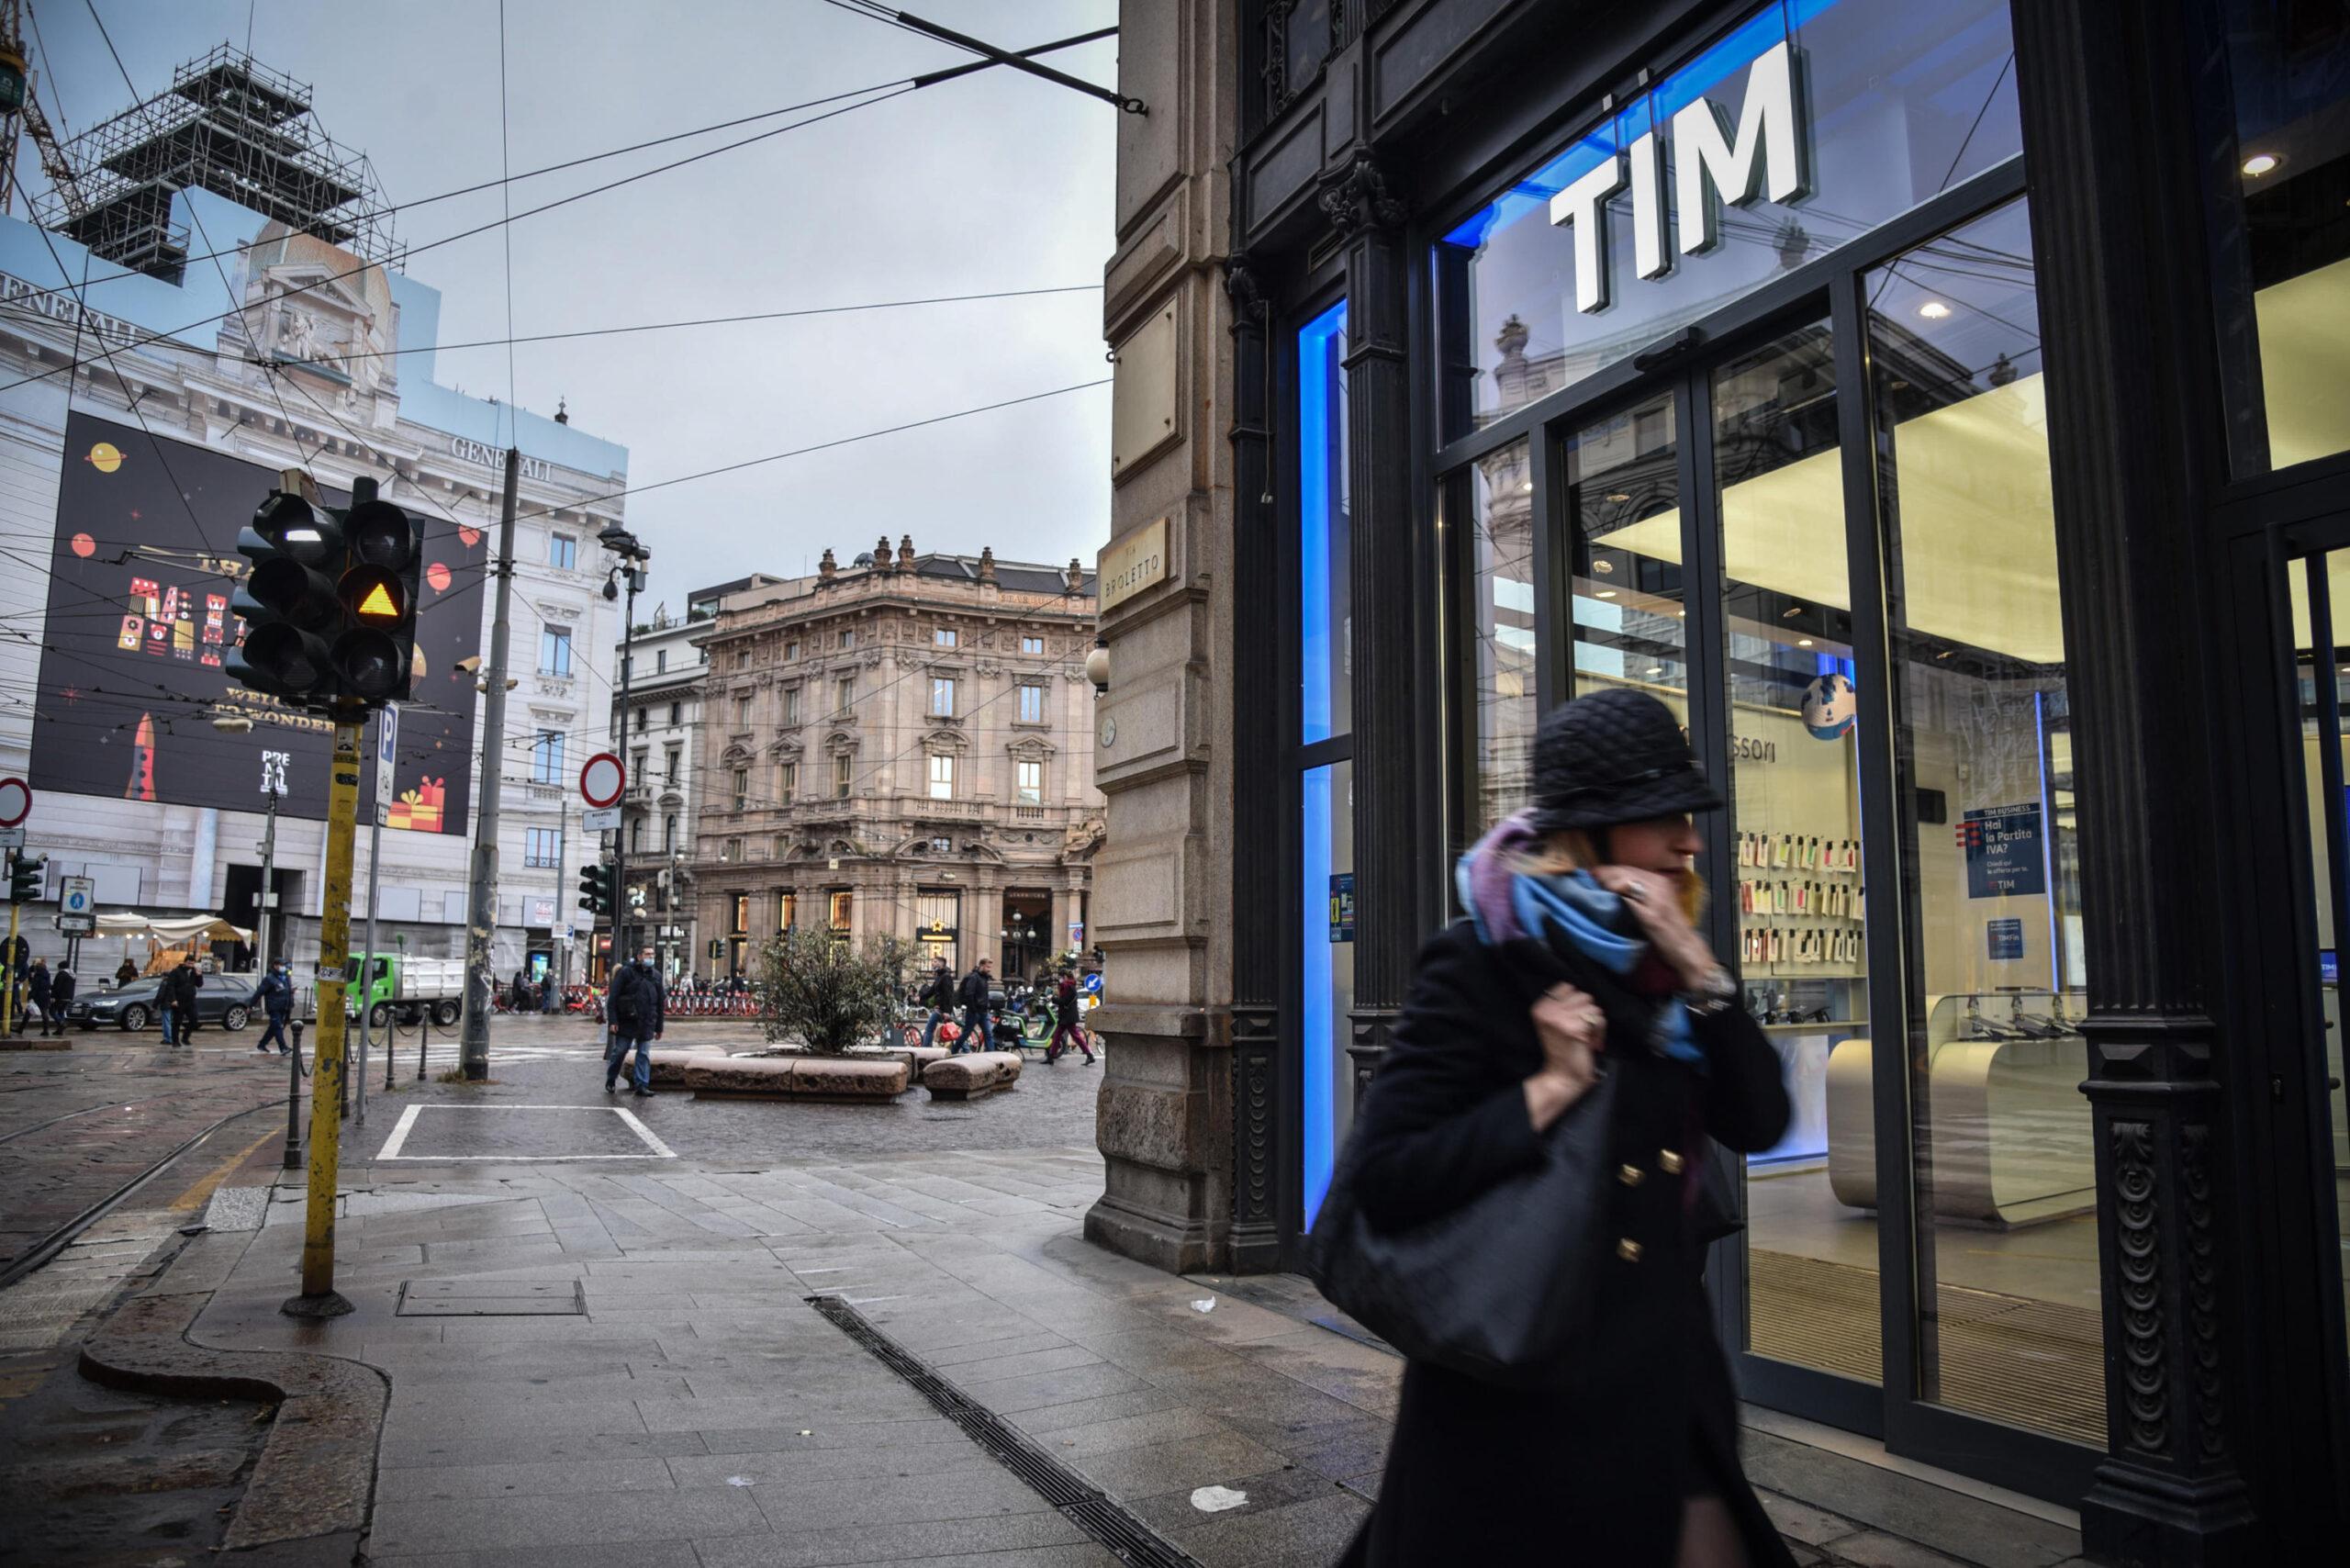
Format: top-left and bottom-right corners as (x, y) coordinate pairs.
(71, 972), (263, 1032)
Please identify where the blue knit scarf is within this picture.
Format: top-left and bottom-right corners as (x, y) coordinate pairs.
(1454, 812), (1704, 1066)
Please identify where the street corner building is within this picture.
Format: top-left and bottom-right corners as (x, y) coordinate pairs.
(667, 543), (1103, 983)
(0, 47), (631, 982)
(1088, 0), (2350, 1561)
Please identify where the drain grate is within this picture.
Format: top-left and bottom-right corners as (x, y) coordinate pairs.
(808, 1294), (1201, 1568)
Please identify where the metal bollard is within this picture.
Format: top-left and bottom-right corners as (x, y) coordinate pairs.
(416, 1008), (430, 1081)
(282, 1018), (307, 1170)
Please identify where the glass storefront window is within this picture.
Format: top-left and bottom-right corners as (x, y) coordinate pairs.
(1565, 391), (1686, 716)
(2288, 555), (2350, 1363)
(1869, 198), (2101, 1445)
(1301, 758), (1355, 1229)
(2210, 0), (2350, 476)
(1459, 437), (1539, 832)
(1702, 320), (1880, 1382)
(1300, 301), (1352, 743)
(1437, 0), (2020, 439)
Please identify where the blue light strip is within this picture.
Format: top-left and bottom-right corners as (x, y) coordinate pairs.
(1302, 765), (1337, 1229)
(1299, 300), (1348, 745)
(1438, 0), (1850, 252)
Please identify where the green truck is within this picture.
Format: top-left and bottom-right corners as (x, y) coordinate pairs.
(347, 954), (465, 1030)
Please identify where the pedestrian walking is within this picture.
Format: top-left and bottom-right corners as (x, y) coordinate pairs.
(604, 944), (665, 1096)
(254, 962), (295, 1055)
(167, 962), (203, 1048)
(954, 958), (992, 1056)
(919, 958), (956, 1048)
(46, 961), (73, 1036)
(1328, 689), (1793, 1568)
(1046, 968), (1093, 1064)
(25, 958), (50, 1036)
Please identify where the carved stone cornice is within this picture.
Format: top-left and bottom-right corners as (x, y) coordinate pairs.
(1318, 154), (1404, 239)
(1222, 252), (1269, 325)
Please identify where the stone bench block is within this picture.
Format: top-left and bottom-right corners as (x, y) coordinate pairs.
(643, 1047), (719, 1086)
(922, 1050), (1024, 1102)
(684, 1054), (909, 1100)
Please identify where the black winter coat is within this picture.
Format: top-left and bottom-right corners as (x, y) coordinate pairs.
(955, 969), (990, 1013)
(1337, 919), (1795, 1568)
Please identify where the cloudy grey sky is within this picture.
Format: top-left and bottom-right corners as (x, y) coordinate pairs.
(27, 0), (1117, 611)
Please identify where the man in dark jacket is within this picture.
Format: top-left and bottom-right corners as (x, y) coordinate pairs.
(253, 963), (295, 1055)
(168, 963), (203, 1047)
(954, 958), (992, 1056)
(25, 958), (50, 1036)
(45, 962), (74, 1036)
(603, 946), (665, 1096)
(919, 959), (955, 1048)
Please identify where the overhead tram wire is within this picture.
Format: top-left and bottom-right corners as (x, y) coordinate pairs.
(235, 286), (1102, 372)
(1, 18), (1123, 389)
(0, 80), (919, 398)
(2, 25), (1116, 310)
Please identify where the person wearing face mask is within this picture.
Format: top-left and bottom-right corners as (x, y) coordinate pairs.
(1333, 689), (1794, 1568)
(254, 962), (296, 1056)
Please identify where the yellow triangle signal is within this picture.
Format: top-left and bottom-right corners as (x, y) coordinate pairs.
(356, 581), (399, 620)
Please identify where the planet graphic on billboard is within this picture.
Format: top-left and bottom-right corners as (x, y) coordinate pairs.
(1801, 672), (1858, 740)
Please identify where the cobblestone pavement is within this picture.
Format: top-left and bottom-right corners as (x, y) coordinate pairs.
(148, 1028), (2085, 1568)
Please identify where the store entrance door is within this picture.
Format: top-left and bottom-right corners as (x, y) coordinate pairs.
(1539, 196), (2105, 1500)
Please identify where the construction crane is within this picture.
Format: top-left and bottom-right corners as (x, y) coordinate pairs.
(0, 0), (88, 220)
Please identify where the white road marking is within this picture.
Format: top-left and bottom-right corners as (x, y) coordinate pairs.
(373, 1103), (678, 1161)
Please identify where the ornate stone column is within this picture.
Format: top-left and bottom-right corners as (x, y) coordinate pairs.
(2010, 5), (2256, 1561)
(1323, 154), (1416, 1097)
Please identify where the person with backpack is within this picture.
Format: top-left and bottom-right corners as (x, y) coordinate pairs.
(253, 962), (295, 1056)
(954, 958), (993, 1056)
(604, 945), (665, 1096)
(1046, 968), (1093, 1065)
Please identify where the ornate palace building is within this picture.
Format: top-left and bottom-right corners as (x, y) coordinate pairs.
(688, 539), (1101, 983)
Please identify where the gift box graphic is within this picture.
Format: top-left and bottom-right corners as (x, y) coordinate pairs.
(387, 776), (447, 833)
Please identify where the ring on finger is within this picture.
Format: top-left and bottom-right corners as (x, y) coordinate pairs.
(1622, 879), (1647, 902)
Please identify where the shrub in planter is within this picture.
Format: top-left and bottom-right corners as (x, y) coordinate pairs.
(755, 927), (912, 1056)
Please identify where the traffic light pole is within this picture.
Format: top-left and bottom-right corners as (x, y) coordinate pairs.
(610, 568), (637, 973)
(256, 786), (280, 969)
(1, 887), (17, 1039)
(459, 447), (520, 1081)
(283, 715), (361, 1320)
(356, 790), (382, 1124)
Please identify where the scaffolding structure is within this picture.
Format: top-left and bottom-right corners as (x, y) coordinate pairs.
(31, 44), (397, 282)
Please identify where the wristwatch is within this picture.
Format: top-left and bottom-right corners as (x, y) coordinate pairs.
(1682, 967), (1737, 1016)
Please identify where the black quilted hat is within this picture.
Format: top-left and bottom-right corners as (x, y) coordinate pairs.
(1527, 689), (1724, 834)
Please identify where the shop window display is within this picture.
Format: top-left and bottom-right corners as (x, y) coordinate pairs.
(1867, 199), (2100, 1444)
(2287, 558), (2350, 1361)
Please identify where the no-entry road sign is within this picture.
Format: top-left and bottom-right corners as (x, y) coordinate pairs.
(578, 753), (626, 809)
(0, 777), (29, 828)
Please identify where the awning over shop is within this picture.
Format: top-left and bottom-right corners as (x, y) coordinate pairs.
(94, 913), (254, 945)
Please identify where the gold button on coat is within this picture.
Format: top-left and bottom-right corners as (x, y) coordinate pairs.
(1659, 1149), (1685, 1175)
(1617, 1163), (1644, 1187)
(1616, 1238), (1643, 1262)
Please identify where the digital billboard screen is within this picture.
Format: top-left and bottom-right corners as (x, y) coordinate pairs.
(29, 411), (484, 829)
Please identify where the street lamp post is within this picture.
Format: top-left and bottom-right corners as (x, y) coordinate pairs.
(599, 526), (648, 977)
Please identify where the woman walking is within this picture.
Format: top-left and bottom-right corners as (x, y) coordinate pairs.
(1334, 689), (1793, 1568)
(1045, 968), (1093, 1064)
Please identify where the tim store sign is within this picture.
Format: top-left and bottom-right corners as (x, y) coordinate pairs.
(1550, 40), (1806, 314)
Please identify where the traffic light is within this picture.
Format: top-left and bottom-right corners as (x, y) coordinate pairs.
(6, 851), (43, 903)
(227, 478), (421, 709)
(576, 863), (614, 919)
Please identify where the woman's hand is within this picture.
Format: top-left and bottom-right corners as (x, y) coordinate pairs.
(1591, 865), (1726, 994)
(1525, 982), (1604, 1131)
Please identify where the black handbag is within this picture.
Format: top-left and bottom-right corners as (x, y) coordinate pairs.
(1307, 1060), (1620, 1390)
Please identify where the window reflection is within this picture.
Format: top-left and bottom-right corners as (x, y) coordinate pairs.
(1869, 198), (2101, 1445)
(1567, 393), (1685, 717)
(1460, 437), (1538, 832)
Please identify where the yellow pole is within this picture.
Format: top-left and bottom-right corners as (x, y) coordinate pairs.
(285, 715), (361, 1318)
(2, 895), (17, 1038)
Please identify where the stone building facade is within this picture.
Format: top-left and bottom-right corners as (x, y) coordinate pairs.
(688, 540), (1102, 985)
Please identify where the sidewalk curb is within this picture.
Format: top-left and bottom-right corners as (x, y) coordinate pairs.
(79, 1269), (386, 1557)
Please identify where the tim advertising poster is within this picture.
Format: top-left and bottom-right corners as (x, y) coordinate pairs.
(29, 411), (483, 829)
